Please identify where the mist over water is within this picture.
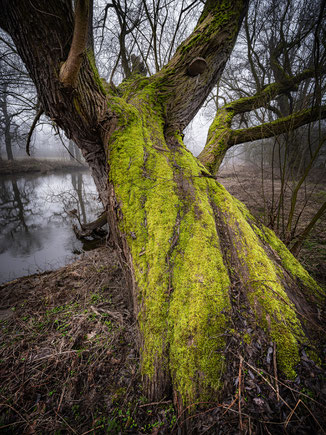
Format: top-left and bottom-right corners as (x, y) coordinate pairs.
(0, 170), (101, 284)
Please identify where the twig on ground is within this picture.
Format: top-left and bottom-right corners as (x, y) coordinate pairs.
(139, 400), (172, 408)
(285, 399), (301, 428)
(273, 342), (280, 402)
(300, 400), (326, 434)
(57, 385), (66, 413)
(238, 355), (244, 432)
(54, 410), (78, 434)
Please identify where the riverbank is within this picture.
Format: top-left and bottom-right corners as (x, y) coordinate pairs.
(0, 248), (151, 434)
(0, 248), (187, 434)
(0, 158), (88, 176)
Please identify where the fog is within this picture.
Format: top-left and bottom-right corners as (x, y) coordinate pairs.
(0, 123), (77, 161)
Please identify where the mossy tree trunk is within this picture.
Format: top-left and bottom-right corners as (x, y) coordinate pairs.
(1, 0), (325, 417)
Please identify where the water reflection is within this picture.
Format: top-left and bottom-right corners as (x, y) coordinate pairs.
(71, 173), (87, 225)
(0, 170), (101, 284)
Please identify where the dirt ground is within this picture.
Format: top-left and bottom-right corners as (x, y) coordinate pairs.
(1, 167), (325, 434)
(0, 248), (164, 434)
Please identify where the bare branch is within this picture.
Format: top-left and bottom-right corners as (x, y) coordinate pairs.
(59, 0), (90, 88)
(229, 105), (326, 146)
(228, 68), (324, 115)
(26, 108), (44, 156)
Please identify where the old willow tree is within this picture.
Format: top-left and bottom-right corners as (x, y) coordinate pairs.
(1, 0), (325, 414)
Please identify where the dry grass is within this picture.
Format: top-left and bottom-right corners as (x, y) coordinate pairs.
(0, 248), (176, 434)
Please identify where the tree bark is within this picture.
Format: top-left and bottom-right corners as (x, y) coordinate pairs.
(1, 0), (325, 421)
(59, 0), (90, 88)
(105, 100), (324, 406)
(4, 122), (14, 160)
(0, 83), (14, 160)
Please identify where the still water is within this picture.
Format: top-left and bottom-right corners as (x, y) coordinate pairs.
(0, 170), (101, 284)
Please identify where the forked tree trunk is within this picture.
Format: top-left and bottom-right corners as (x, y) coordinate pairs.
(1, 0), (325, 420)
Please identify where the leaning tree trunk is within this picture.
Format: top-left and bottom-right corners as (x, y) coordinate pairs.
(105, 93), (325, 408)
(1, 0), (325, 421)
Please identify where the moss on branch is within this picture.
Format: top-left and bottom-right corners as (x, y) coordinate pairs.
(199, 102), (326, 175)
(227, 68), (320, 115)
(199, 68), (326, 174)
(198, 108), (234, 173)
(229, 105), (326, 146)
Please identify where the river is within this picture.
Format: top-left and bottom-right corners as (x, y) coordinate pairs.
(0, 169), (102, 284)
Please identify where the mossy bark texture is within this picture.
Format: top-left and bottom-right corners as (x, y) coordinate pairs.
(106, 84), (325, 406)
(1, 0), (325, 417)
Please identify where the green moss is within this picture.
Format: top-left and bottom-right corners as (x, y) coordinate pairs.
(176, 0), (244, 58)
(108, 83), (233, 403)
(117, 75), (153, 101)
(243, 333), (251, 345)
(224, 200), (324, 303)
(233, 108), (313, 139)
(107, 76), (322, 402)
(262, 227), (325, 302)
(306, 349), (321, 366)
(227, 82), (284, 113)
(198, 0), (239, 25)
(199, 108), (234, 173)
(86, 49), (107, 95)
(108, 85), (178, 380)
(167, 151), (231, 402)
(210, 182), (305, 379)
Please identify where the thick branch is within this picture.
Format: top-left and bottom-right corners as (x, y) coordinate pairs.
(59, 0), (90, 88)
(198, 64), (326, 173)
(227, 68), (323, 115)
(73, 211), (107, 239)
(0, 0), (110, 205)
(229, 104), (326, 146)
(156, 0), (249, 134)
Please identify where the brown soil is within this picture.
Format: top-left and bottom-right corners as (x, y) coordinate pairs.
(1, 168), (326, 434)
(0, 158), (87, 176)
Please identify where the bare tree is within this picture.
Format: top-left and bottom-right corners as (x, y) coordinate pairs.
(0, 32), (37, 159)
